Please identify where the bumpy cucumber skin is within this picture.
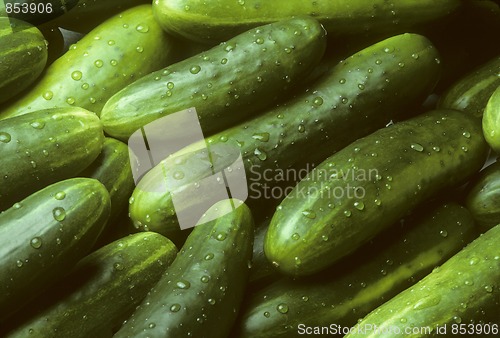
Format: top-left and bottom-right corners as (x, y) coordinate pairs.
(0, 1), (78, 25)
(0, 18), (48, 104)
(265, 109), (489, 277)
(0, 178), (111, 321)
(129, 33), (442, 239)
(114, 200), (253, 338)
(100, 16), (327, 141)
(466, 161), (500, 232)
(79, 137), (135, 222)
(233, 203), (477, 338)
(346, 224), (500, 338)
(482, 85), (500, 153)
(0, 5), (177, 120)
(438, 56), (500, 119)
(153, 0), (460, 43)
(48, 0), (150, 33)
(3, 232), (177, 338)
(0, 107), (104, 211)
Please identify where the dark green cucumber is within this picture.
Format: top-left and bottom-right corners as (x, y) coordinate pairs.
(0, 1), (78, 25)
(3, 232), (177, 338)
(79, 137), (135, 222)
(114, 199), (253, 338)
(0, 5), (178, 120)
(128, 33), (441, 239)
(153, 0), (460, 43)
(100, 16), (327, 141)
(233, 202), (477, 338)
(482, 85), (500, 153)
(48, 0), (150, 33)
(438, 56), (500, 118)
(249, 217), (277, 287)
(265, 109), (489, 277)
(0, 178), (110, 320)
(0, 17), (47, 104)
(346, 224), (500, 337)
(0, 107), (104, 211)
(466, 161), (500, 232)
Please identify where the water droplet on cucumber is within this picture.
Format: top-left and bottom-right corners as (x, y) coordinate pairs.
(1, 132), (12, 143)
(53, 207), (66, 221)
(30, 237), (42, 249)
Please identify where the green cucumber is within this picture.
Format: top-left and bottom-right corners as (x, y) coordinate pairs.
(128, 33), (442, 240)
(438, 56), (500, 119)
(265, 109), (489, 277)
(0, 178), (110, 320)
(466, 161), (500, 232)
(0, 107), (104, 211)
(345, 224), (500, 337)
(114, 199), (253, 338)
(3, 232), (177, 338)
(0, 17), (47, 105)
(249, 217), (277, 287)
(99, 16), (327, 141)
(48, 0), (151, 33)
(0, 1), (78, 25)
(0, 5), (178, 120)
(79, 137), (135, 222)
(233, 202), (478, 338)
(482, 85), (500, 153)
(153, 0), (460, 44)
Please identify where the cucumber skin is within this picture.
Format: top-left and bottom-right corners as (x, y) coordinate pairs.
(466, 161), (500, 232)
(0, 107), (104, 211)
(129, 33), (442, 239)
(0, 18), (48, 104)
(0, 5), (177, 120)
(0, 1), (78, 25)
(0, 178), (111, 321)
(346, 224), (500, 337)
(265, 109), (489, 277)
(438, 56), (500, 119)
(482, 85), (500, 153)
(48, 0), (150, 33)
(3, 232), (177, 338)
(100, 16), (327, 141)
(79, 137), (135, 222)
(114, 200), (254, 338)
(233, 203), (478, 338)
(153, 0), (460, 43)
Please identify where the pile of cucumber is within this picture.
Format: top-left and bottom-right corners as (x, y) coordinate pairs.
(0, 1), (499, 337)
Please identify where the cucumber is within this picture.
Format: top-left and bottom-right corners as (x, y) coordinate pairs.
(48, 0), (151, 33)
(233, 202), (478, 338)
(153, 0), (460, 44)
(79, 137), (135, 222)
(3, 232), (177, 338)
(249, 217), (277, 287)
(99, 16), (327, 141)
(438, 56), (500, 119)
(482, 85), (500, 153)
(0, 1), (78, 25)
(345, 224), (500, 337)
(0, 107), (104, 211)
(265, 109), (489, 277)
(128, 33), (442, 239)
(465, 161), (500, 232)
(0, 178), (110, 321)
(114, 199), (253, 338)
(0, 17), (48, 105)
(0, 5), (178, 120)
